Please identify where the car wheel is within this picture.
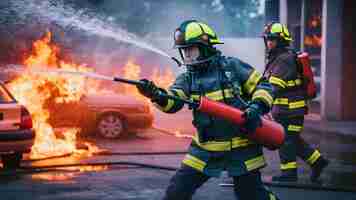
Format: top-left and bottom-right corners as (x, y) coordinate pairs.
(97, 113), (126, 139)
(1, 153), (22, 169)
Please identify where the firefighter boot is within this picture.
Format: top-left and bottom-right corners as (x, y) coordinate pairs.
(272, 169), (298, 182)
(310, 157), (329, 183)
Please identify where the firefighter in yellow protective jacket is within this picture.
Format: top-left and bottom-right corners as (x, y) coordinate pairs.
(262, 22), (329, 182)
(136, 20), (280, 200)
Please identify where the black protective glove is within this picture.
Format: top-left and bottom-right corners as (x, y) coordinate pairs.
(242, 101), (265, 134)
(136, 79), (160, 98)
(136, 79), (168, 105)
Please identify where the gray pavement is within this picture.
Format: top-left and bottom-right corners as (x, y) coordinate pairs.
(1, 166), (356, 200)
(1, 107), (356, 200)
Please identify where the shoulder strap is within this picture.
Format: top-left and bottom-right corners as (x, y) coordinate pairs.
(294, 51), (304, 78)
(185, 72), (193, 96)
(218, 57), (243, 98)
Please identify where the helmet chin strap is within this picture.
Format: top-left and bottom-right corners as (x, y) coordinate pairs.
(184, 55), (217, 66)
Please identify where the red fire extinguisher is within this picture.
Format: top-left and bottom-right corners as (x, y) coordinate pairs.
(198, 97), (285, 150)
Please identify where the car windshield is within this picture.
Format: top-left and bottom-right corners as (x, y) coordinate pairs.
(0, 84), (14, 103)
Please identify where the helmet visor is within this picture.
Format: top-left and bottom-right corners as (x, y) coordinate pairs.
(180, 46), (200, 65)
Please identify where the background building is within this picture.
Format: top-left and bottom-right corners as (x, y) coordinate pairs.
(265, 0), (356, 121)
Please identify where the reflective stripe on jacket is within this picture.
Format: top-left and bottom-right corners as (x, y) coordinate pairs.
(263, 48), (307, 118)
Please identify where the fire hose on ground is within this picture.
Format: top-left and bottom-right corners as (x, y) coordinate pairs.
(24, 151), (188, 163)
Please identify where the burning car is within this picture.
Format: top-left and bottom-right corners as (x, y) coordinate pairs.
(3, 31), (170, 159)
(0, 81), (34, 169)
(48, 93), (153, 139)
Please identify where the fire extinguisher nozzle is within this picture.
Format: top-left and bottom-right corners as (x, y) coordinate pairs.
(113, 77), (142, 86)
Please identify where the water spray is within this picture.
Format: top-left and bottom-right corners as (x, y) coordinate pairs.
(11, 0), (172, 59)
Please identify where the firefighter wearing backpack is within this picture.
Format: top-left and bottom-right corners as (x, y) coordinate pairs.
(136, 20), (280, 200)
(262, 22), (329, 182)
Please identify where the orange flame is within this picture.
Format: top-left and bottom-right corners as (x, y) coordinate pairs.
(121, 59), (175, 100)
(31, 165), (109, 181)
(151, 68), (175, 90)
(308, 15), (321, 29)
(305, 15), (322, 48)
(7, 31), (99, 159)
(122, 59), (143, 100)
(304, 35), (322, 47)
(24, 31), (59, 68)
